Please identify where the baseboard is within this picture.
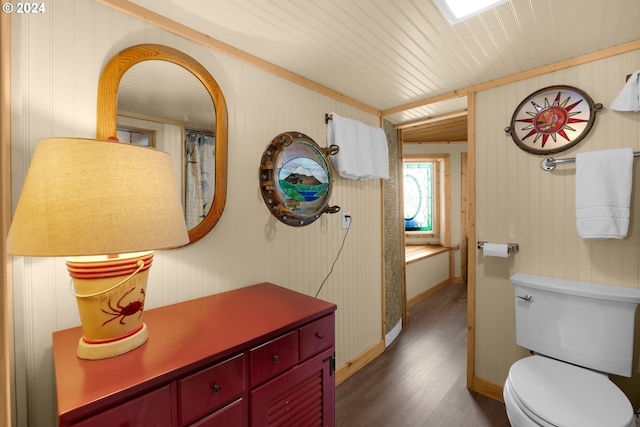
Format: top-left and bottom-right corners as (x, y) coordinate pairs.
(472, 375), (504, 403)
(406, 278), (450, 309)
(335, 340), (385, 387)
(452, 276), (464, 284)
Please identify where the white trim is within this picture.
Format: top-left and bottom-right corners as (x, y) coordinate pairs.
(385, 318), (402, 347)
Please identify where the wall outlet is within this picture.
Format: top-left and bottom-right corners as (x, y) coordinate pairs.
(342, 211), (351, 229)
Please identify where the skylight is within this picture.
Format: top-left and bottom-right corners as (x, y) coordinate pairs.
(433, 0), (508, 25)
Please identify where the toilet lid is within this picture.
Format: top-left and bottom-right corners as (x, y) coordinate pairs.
(509, 356), (634, 427)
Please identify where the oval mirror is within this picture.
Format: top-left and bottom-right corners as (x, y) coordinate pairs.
(97, 44), (228, 246)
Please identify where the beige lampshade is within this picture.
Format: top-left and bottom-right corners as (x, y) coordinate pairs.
(7, 137), (190, 256)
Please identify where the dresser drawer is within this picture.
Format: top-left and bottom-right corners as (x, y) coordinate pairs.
(178, 353), (246, 425)
(250, 330), (299, 387)
(70, 384), (173, 427)
(189, 398), (245, 427)
(299, 314), (335, 360)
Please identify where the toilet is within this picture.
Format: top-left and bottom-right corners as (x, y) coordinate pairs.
(504, 273), (640, 427)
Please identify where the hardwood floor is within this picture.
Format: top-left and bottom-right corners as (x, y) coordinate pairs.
(335, 283), (511, 427)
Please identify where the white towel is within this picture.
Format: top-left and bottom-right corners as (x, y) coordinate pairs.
(327, 112), (389, 180)
(575, 148), (634, 239)
(610, 70), (640, 112)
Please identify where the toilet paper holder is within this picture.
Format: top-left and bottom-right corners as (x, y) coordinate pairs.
(477, 241), (519, 254)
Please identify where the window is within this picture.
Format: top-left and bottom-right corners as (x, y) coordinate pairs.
(433, 0), (508, 25)
(403, 161), (436, 233)
(116, 127), (155, 147)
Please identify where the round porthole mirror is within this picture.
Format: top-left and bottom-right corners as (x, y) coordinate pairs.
(259, 132), (340, 227)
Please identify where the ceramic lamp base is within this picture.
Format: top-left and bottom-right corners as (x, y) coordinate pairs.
(76, 323), (148, 360)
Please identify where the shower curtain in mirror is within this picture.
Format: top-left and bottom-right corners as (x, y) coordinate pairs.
(185, 131), (215, 229)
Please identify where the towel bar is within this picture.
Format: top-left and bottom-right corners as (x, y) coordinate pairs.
(540, 152), (640, 171)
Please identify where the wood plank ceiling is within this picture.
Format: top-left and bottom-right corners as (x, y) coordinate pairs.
(401, 111), (468, 143)
(122, 0), (640, 143)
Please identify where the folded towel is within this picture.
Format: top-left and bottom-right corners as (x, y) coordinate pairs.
(576, 148), (634, 239)
(327, 112), (389, 180)
(610, 70), (640, 112)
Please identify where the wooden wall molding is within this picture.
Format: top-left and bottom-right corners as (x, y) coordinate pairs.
(1, 10), (14, 427)
(465, 92), (477, 391)
(406, 278), (451, 309)
(335, 340), (385, 387)
(472, 376), (504, 403)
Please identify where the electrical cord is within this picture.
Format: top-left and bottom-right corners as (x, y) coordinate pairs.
(315, 214), (351, 298)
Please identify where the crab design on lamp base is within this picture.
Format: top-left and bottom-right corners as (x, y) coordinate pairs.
(101, 287), (145, 326)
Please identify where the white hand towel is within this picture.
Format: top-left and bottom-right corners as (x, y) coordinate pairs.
(328, 112), (389, 180)
(575, 148), (634, 239)
(610, 70), (640, 112)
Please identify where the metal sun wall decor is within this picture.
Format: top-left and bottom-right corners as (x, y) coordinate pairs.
(260, 131), (340, 226)
(505, 85), (602, 155)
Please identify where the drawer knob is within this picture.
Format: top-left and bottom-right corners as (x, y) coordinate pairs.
(212, 384), (221, 393)
(317, 333), (325, 340)
(273, 355), (280, 363)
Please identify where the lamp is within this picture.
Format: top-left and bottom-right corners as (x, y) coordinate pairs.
(7, 137), (189, 359)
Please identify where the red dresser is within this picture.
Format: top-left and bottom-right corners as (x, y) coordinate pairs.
(52, 283), (337, 427)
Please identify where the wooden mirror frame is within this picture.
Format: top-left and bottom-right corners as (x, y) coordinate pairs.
(97, 44), (228, 246)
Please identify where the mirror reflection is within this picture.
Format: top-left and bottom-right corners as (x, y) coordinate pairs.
(97, 44), (228, 246)
(117, 61), (216, 229)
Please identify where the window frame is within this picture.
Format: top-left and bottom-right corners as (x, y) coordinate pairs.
(403, 158), (439, 237)
(403, 154), (450, 246)
(116, 125), (156, 148)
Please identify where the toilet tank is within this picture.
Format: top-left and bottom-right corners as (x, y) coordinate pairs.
(510, 273), (640, 377)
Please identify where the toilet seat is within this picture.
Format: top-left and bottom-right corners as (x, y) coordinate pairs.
(506, 356), (634, 427)
(504, 377), (554, 427)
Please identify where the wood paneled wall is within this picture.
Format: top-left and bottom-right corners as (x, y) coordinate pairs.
(474, 49), (640, 405)
(405, 253), (449, 301)
(9, 1), (383, 424)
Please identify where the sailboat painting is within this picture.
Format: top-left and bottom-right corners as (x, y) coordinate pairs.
(276, 142), (330, 215)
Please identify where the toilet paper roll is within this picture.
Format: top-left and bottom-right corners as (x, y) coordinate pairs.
(483, 243), (509, 258)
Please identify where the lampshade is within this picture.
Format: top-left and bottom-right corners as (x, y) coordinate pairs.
(7, 137), (190, 256)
